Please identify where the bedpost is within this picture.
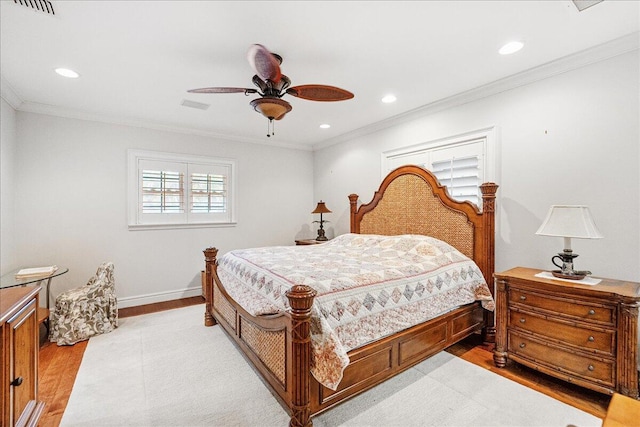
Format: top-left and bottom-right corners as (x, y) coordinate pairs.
(480, 182), (498, 343)
(348, 194), (359, 233)
(480, 182), (498, 286)
(285, 285), (317, 427)
(203, 247), (218, 327)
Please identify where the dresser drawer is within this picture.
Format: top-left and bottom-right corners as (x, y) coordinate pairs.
(508, 331), (615, 387)
(508, 309), (615, 355)
(509, 288), (614, 325)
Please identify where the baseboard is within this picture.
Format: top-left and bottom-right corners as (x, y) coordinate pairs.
(117, 287), (203, 309)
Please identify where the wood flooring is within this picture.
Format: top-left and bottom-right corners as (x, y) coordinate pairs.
(37, 297), (610, 426)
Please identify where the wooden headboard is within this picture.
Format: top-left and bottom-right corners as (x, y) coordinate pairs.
(348, 165), (498, 288)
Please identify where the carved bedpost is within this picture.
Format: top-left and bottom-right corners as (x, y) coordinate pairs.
(618, 300), (639, 398)
(493, 278), (509, 367)
(480, 182), (498, 343)
(480, 182), (498, 286)
(348, 194), (359, 233)
(203, 247), (218, 327)
(285, 285), (317, 427)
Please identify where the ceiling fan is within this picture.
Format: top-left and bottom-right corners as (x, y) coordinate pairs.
(188, 44), (354, 137)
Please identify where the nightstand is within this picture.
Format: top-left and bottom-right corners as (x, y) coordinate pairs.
(493, 267), (640, 399)
(295, 239), (327, 245)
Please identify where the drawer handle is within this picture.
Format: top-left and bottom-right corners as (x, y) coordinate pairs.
(588, 365), (595, 371)
(10, 377), (23, 387)
(519, 295), (526, 301)
(588, 309), (596, 315)
(519, 343), (526, 348)
(519, 318), (526, 324)
(588, 336), (595, 342)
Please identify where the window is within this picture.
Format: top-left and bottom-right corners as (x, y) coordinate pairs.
(382, 127), (496, 208)
(128, 150), (236, 229)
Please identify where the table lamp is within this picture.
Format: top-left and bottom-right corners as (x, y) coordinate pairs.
(312, 201), (331, 241)
(535, 205), (603, 279)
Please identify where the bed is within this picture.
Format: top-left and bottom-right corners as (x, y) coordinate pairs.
(203, 165), (499, 426)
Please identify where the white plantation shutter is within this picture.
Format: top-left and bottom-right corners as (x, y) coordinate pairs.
(190, 173), (226, 213)
(138, 159), (187, 224)
(141, 170), (185, 214)
(188, 162), (231, 223)
(431, 156), (480, 206)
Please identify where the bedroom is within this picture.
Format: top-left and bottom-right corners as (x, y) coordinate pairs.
(1, 1), (639, 426)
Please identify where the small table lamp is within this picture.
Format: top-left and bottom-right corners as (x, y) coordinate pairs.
(535, 205), (603, 279)
(312, 201), (331, 241)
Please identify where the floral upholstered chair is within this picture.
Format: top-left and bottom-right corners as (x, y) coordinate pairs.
(49, 261), (118, 345)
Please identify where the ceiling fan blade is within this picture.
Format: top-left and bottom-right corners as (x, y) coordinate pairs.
(247, 44), (282, 83)
(188, 87), (257, 94)
(286, 85), (354, 101)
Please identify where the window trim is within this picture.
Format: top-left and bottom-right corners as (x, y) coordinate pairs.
(127, 149), (237, 230)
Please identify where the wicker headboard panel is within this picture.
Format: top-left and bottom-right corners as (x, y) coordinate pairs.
(348, 165), (498, 284)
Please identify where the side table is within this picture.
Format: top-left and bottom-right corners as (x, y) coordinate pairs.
(295, 239), (328, 245)
(494, 266), (640, 399)
(0, 266), (69, 328)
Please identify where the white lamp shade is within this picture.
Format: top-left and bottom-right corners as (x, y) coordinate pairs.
(536, 205), (603, 239)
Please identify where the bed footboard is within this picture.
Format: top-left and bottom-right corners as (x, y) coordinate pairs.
(203, 247), (316, 427)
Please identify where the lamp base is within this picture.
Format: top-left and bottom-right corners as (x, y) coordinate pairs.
(551, 270), (587, 280)
(316, 226), (328, 241)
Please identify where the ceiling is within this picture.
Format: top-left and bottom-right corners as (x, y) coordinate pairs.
(1, 1), (638, 150)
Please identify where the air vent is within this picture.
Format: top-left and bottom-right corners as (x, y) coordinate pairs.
(181, 100), (210, 110)
(571, 0), (603, 12)
(13, 0), (55, 15)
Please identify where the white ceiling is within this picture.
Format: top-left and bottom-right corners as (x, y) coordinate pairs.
(1, 1), (638, 150)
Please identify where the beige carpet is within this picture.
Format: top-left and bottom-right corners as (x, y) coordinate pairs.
(61, 304), (601, 427)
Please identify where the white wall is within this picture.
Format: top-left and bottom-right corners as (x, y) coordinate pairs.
(314, 50), (640, 282)
(0, 98), (18, 274)
(9, 112), (314, 307)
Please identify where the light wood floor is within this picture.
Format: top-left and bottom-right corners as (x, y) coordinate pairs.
(37, 297), (610, 426)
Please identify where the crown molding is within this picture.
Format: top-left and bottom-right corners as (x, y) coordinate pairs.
(0, 75), (23, 109)
(313, 31), (639, 151)
(14, 101), (313, 152)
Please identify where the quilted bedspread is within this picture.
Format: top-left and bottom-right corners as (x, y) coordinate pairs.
(217, 233), (495, 390)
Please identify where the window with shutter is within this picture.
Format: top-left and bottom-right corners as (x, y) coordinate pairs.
(382, 127), (495, 209)
(431, 156), (480, 206)
(141, 170), (185, 214)
(128, 150), (236, 229)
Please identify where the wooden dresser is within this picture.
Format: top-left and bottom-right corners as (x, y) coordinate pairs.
(1, 286), (45, 427)
(494, 267), (640, 399)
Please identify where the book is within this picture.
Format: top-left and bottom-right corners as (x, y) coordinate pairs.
(15, 265), (58, 280)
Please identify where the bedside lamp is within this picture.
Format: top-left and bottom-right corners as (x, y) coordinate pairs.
(312, 201), (331, 241)
(535, 205), (603, 279)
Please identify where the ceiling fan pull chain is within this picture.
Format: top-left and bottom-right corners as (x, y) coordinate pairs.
(267, 118), (275, 137)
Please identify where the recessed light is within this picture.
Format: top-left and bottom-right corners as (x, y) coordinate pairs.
(499, 41), (524, 55)
(55, 68), (80, 78)
(381, 94), (397, 104)
(319, 124), (331, 129)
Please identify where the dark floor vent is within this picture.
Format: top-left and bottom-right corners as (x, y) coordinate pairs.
(13, 0), (55, 15)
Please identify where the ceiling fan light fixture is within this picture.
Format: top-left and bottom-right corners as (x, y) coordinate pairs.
(250, 97), (292, 120)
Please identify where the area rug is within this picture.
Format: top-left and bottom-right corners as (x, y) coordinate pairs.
(61, 304), (601, 427)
